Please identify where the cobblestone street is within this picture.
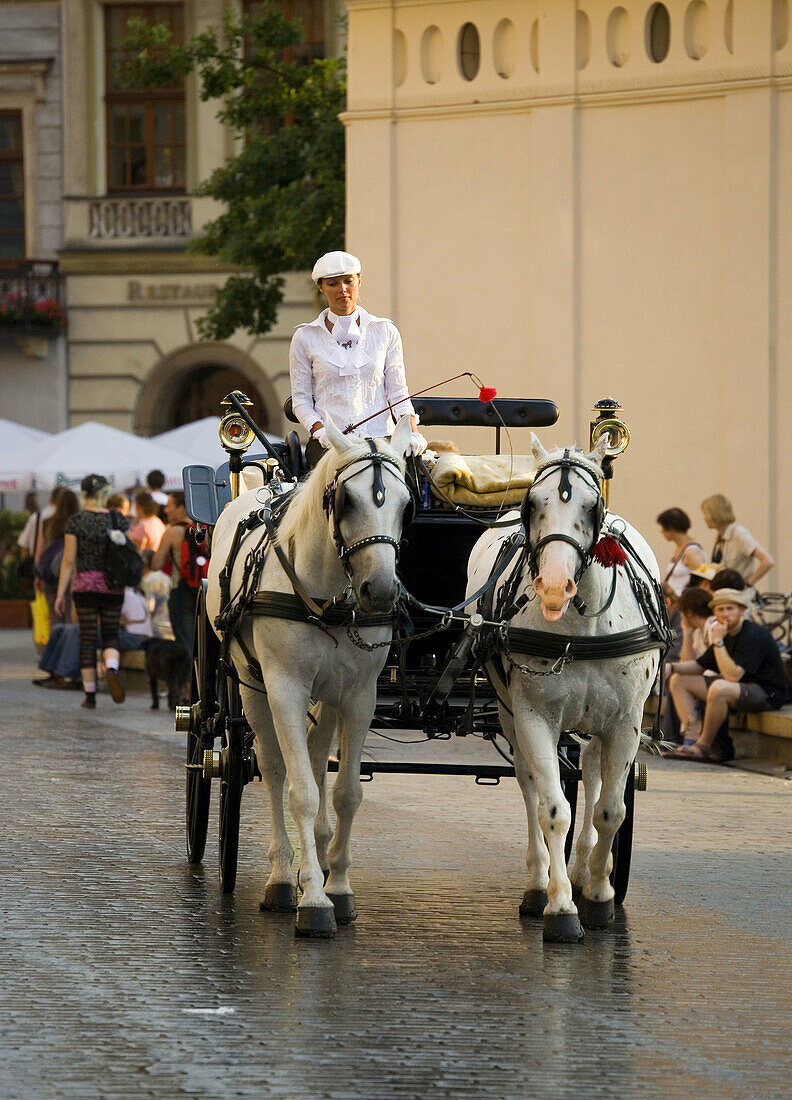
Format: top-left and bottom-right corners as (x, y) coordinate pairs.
(1, 629), (791, 1099)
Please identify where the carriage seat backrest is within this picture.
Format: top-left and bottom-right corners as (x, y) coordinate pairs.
(183, 452), (280, 525)
(413, 398), (558, 429)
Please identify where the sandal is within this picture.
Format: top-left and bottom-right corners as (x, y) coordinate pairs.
(662, 737), (697, 759)
(675, 741), (712, 761)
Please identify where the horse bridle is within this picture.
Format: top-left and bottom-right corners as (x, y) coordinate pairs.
(322, 439), (414, 577)
(520, 450), (605, 582)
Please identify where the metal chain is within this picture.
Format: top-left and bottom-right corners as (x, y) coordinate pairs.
(499, 633), (574, 678)
(346, 610), (453, 652)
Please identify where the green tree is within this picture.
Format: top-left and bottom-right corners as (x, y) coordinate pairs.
(122, 4), (345, 339)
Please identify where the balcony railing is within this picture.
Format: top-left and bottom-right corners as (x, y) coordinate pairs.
(89, 196), (192, 240)
(0, 261), (66, 336)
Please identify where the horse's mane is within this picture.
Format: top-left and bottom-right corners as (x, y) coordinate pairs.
(275, 436), (405, 546)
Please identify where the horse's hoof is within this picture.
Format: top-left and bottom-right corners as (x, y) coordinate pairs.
(519, 889), (548, 918)
(326, 892), (357, 924)
(543, 912), (584, 943)
(260, 882), (298, 912)
(295, 905), (337, 938)
(579, 895), (615, 929)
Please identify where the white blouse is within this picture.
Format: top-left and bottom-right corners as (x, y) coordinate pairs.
(289, 306), (415, 438)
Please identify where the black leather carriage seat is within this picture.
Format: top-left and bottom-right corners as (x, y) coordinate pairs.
(413, 397), (558, 429)
(283, 395), (558, 431)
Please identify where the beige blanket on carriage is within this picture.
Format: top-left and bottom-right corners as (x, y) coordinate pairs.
(430, 453), (536, 508)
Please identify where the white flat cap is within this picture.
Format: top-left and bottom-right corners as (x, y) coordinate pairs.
(312, 250), (361, 283)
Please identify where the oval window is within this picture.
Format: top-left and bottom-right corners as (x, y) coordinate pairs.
(646, 3), (671, 62)
(458, 22), (480, 81)
(576, 10), (592, 70)
(393, 30), (408, 87)
(493, 19), (516, 78)
(530, 18), (540, 73)
(606, 7), (632, 68)
(421, 25), (444, 85)
(684, 0), (710, 60)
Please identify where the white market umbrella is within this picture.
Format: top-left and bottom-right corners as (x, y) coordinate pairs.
(155, 416), (283, 470)
(0, 419), (51, 489)
(0, 421), (194, 493)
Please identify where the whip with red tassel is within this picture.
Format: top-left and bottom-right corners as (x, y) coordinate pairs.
(344, 371), (498, 434)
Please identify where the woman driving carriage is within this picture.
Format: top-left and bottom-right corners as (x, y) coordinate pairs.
(289, 250), (427, 467)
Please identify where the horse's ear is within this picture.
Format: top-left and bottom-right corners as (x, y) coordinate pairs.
(324, 413), (356, 454)
(531, 433), (547, 461)
(587, 433), (609, 468)
(389, 415), (412, 459)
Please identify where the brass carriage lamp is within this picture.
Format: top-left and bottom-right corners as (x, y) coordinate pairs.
(589, 398), (631, 509)
(219, 391), (256, 498)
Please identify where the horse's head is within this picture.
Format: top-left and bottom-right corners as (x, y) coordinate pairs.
(321, 414), (414, 613)
(521, 434), (609, 622)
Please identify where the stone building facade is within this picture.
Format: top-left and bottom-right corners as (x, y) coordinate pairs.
(2, 0), (337, 439)
(343, 0), (792, 582)
(0, 0), (68, 432)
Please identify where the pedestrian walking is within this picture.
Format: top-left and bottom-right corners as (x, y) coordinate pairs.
(54, 474), (131, 709)
(34, 487), (79, 625)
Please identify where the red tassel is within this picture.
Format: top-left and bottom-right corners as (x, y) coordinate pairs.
(479, 386), (497, 402)
(591, 535), (628, 568)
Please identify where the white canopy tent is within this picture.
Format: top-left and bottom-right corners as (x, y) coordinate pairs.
(0, 421), (194, 493)
(0, 419), (51, 490)
(154, 417), (283, 471)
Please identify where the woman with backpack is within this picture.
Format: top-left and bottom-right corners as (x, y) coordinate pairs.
(54, 474), (132, 709)
(34, 488), (79, 624)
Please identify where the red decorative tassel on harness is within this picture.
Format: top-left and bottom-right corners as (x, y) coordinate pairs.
(478, 386), (497, 402)
(591, 535), (628, 568)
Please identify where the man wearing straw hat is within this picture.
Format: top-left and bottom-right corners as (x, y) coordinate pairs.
(665, 588), (789, 761)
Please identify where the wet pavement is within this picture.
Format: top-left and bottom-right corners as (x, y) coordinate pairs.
(1, 628), (791, 1099)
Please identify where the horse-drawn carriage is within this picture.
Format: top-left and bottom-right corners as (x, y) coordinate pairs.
(177, 391), (671, 943)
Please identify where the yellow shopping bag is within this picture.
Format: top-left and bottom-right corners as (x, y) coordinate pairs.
(30, 590), (50, 646)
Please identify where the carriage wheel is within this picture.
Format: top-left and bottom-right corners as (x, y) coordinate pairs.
(186, 585), (215, 864)
(610, 761), (636, 906)
(218, 682), (244, 894)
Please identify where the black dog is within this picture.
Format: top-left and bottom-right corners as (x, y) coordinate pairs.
(142, 639), (190, 710)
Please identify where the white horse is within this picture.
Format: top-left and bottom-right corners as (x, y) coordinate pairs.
(466, 434), (664, 943)
(206, 414), (414, 936)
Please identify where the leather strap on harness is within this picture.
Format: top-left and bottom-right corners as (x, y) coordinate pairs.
(248, 590), (395, 629)
(504, 623), (661, 660)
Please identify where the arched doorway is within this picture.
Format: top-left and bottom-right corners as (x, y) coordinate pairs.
(135, 343), (282, 436)
(167, 364), (267, 429)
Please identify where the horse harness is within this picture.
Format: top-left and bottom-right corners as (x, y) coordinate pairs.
(213, 440), (408, 681)
(520, 450), (606, 584)
(472, 450), (674, 736)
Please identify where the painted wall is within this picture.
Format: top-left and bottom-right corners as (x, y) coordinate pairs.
(344, 0), (791, 585)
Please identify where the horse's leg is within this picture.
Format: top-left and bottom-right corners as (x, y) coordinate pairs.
(323, 684), (376, 925)
(266, 682), (337, 937)
(239, 684), (297, 913)
(579, 717), (641, 929)
(501, 706), (549, 918)
(511, 697), (583, 943)
(307, 701), (335, 877)
(568, 737), (601, 899)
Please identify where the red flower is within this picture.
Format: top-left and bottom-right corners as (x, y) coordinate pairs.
(478, 386), (497, 402)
